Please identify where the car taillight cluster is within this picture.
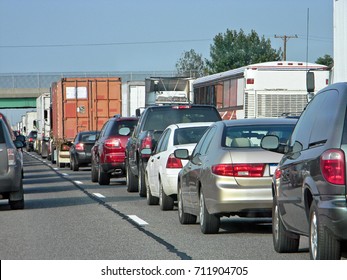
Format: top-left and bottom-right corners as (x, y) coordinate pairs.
(75, 143), (84, 151)
(211, 163), (265, 177)
(61, 144), (70, 151)
(166, 153), (183, 168)
(320, 149), (346, 185)
(141, 135), (152, 150)
(7, 148), (15, 165)
(104, 138), (121, 148)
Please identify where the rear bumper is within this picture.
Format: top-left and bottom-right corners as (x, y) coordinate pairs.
(0, 166), (22, 195)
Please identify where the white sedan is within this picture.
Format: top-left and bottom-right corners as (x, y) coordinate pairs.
(145, 122), (213, 210)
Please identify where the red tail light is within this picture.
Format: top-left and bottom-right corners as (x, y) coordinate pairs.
(320, 149), (345, 185)
(141, 135), (152, 150)
(75, 143), (84, 151)
(274, 168), (282, 179)
(104, 138), (121, 148)
(29, 137), (34, 142)
(61, 144), (70, 151)
(166, 153), (183, 168)
(212, 163), (265, 177)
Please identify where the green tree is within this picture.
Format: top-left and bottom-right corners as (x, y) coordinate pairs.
(206, 29), (282, 74)
(315, 54), (334, 69)
(175, 49), (207, 78)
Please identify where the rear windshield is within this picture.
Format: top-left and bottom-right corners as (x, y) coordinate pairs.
(108, 120), (138, 136)
(79, 132), (98, 143)
(223, 124), (295, 148)
(143, 107), (220, 131)
(174, 126), (210, 145)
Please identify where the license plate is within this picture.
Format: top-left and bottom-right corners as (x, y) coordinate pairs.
(269, 164), (277, 175)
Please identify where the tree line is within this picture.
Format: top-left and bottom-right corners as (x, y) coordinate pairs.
(176, 29), (333, 77)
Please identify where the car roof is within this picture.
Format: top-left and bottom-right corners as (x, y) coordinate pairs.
(166, 122), (214, 129)
(221, 118), (297, 126)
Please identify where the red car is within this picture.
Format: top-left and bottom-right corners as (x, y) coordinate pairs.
(91, 116), (138, 185)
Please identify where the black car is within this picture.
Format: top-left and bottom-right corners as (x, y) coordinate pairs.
(26, 130), (37, 152)
(261, 82), (347, 260)
(69, 131), (99, 171)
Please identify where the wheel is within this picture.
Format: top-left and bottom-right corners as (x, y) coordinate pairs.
(146, 173), (159, 205)
(199, 191), (220, 234)
(10, 199), (24, 210)
(98, 165), (110, 185)
(126, 161), (138, 192)
(91, 161), (98, 182)
(72, 156), (79, 171)
(309, 201), (341, 260)
(159, 179), (174, 210)
(272, 199), (300, 253)
(138, 159), (147, 197)
(9, 181), (24, 210)
(178, 185), (196, 224)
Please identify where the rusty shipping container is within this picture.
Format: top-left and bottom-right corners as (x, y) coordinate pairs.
(50, 77), (122, 167)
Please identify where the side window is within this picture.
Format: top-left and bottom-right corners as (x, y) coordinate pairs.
(155, 129), (170, 153)
(290, 92), (327, 149)
(199, 126), (217, 155)
(192, 126), (216, 157)
(99, 121), (109, 138)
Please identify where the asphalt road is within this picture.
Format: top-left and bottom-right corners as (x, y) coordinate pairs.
(0, 152), (312, 260)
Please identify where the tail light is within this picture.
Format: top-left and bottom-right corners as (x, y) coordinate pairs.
(141, 135), (152, 150)
(7, 148), (15, 165)
(29, 137), (34, 142)
(166, 153), (183, 168)
(105, 138), (121, 148)
(75, 143), (84, 151)
(320, 149), (345, 185)
(212, 163), (265, 177)
(61, 144), (70, 151)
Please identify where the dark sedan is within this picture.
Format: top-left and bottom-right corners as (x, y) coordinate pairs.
(69, 131), (99, 171)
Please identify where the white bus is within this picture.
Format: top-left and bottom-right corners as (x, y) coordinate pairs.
(193, 61), (330, 119)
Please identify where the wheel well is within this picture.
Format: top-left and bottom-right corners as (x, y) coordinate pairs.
(304, 187), (313, 220)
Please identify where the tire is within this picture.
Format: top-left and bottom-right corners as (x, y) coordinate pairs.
(9, 181), (24, 210)
(178, 185), (196, 224)
(98, 165), (110, 185)
(91, 161), (98, 182)
(126, 161), (138, 192)
(146, 173), (159, 205)
(199, 191), (220, 234)
(10, 199), (24, 210)
(309, 201), (341, 260)
(159, 179), (174, 210)
(138, 159), (147, 197)
(72, 157), (79, 171)
(272, 199), (300, 253)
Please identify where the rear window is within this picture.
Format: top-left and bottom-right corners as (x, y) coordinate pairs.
(224, 124), (295, 148)
(143, 107), (220, 131)
(108, 120), (138, 136)
(79, 132), (98, 143)
(174, 126), (210, 145)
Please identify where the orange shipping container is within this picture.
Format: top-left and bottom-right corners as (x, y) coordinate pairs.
(51, 77), (122, 142)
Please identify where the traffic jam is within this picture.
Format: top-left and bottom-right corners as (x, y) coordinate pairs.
(1, 59), (347, 261)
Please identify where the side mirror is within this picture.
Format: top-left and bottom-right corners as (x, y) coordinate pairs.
(306, 71), (315, 93)
(261, 135), (279, 150)
(174, 149), (189, 160)
(141, 148), (152, 156)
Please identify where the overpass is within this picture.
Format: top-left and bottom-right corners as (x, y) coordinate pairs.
(0, 71), (176, 109)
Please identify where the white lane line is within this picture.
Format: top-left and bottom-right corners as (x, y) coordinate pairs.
(61, 173), (69, 176)
(93, 193), (106, 198)
(128, 215), (149, 227)
(74, 181), (83, 185)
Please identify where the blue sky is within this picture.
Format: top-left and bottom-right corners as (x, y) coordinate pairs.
(0, 0), (333, 73)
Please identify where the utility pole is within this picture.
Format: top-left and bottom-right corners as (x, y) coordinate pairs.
(274, 34), (298, 60)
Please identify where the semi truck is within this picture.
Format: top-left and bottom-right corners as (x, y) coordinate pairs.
(50, 77), (122, 167)
(35, 93), (51, 158)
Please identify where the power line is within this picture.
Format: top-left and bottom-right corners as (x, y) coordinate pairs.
(274, 34), (298, 60)
(0, 38), (212, 49)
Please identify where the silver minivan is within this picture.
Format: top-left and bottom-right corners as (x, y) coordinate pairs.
(0, 112), (24, 210)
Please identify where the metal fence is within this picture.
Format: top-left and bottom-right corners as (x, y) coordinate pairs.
(0, 71), (178, 89)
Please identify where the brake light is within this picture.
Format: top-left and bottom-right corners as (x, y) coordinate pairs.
(247, 78), (254, 85)
(105, 138), (121, 148)
(75, 143), (84, 151)
(212, 163), (265, 177)
(320, 149), (345, 185)
(29, 137), (34, 142)
(7, 148), (15, 165)
(171, 105), (191, 109)
(275, 168), (282, 179)
(141, 135), (152, 150)
(61, 144), (70, 151)
(166, 153), (183, 168)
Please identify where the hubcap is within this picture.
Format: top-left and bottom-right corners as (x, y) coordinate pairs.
(310, 211), (318, 259)
(274, 204), (279, 242)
